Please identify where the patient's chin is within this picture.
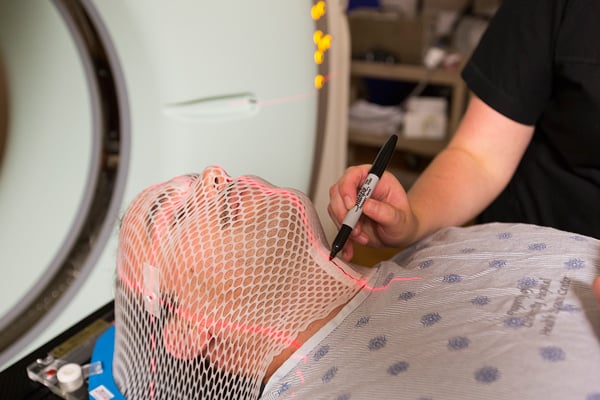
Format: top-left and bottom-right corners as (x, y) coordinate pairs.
(163, 319), (209, 360)
(162, 318), (272, 380)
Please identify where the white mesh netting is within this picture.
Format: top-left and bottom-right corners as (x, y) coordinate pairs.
(113, 166), (363, 399)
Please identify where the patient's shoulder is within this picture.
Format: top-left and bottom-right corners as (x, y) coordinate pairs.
(414, 222), (598, 255)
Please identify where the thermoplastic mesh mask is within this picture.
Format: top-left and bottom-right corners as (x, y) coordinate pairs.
(113, 166), (362, 399)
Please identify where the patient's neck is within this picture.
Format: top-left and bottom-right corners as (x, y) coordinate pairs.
(262, 259), (370, 383)
(263, 303), (345, 383)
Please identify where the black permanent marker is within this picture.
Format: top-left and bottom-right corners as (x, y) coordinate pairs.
(329, 134), (398, 261)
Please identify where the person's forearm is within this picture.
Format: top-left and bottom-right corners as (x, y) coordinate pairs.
(407, 146), (504, 243)
(405, 95), (535, 245)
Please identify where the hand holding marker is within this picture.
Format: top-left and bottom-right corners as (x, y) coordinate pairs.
(329, 134), (398, 260)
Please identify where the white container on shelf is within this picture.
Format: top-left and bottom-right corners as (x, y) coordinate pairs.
(403, 96), (447, 139)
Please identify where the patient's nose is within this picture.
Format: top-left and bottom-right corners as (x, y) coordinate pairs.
(200, 166), (232, 195)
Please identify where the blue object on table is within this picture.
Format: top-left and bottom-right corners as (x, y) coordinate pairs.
(347, 0), (380, 11)
(88, 325), (126, 400)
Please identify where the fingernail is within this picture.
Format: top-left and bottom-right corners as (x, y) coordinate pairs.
(364, 199), (377, 215)
(344, 195), (354, 210)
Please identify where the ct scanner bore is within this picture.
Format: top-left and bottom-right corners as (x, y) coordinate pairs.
(0, 58), (7, 166)
(0, 0), (128, 367)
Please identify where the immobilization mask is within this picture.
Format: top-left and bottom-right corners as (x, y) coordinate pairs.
(113, 166), (363, 399)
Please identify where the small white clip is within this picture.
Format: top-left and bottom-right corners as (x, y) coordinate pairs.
(143, 263), (161, 318)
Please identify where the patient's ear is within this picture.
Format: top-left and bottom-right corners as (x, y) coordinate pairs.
(201, 166), (232, 196)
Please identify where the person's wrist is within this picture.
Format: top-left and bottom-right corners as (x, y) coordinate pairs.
(405, 210), (422, 246)
(387, 208), (420, 248)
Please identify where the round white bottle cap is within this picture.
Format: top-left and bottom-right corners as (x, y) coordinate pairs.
(56, 363), (84, 392)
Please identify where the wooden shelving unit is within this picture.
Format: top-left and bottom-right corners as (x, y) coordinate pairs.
(350, 60), (468, 145)
(347, 61), (469, 187)
(349, 129), (446, 158)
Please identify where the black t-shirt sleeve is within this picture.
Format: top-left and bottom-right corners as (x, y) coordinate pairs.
(461, 0), (566, 125)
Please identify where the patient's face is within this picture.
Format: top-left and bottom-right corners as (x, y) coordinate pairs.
(116, 166), (360, 382)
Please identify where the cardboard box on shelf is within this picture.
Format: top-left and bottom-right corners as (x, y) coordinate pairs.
(348, 10), (433, 65)
(403, 96), (448, 140)
(422, 0), (469, 12)
(424, 0), (501, 15)
(473, 0), (501, 16)
(379, 0), (419, 17)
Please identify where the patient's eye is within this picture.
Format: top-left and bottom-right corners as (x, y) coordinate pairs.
(218, 186), (236, 229)
(174, 206), (187, 226)
(145, 185), (192, 236)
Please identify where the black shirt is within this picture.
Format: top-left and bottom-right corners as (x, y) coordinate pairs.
(462, 0), (600, 238)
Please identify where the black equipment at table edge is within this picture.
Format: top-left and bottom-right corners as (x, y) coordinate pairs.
(0, 301), (115, 400)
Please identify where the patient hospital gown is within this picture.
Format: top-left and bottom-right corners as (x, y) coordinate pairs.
(262, 223), (600, 400)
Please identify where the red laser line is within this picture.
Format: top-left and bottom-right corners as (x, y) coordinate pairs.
(117, 173), (422, 362)
(296, 370), (305, 383)
(228, 91), (317, 108)
(173, 307), (303, 349)
(329, 258), (422, 290)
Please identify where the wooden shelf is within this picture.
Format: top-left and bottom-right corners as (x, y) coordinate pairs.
(351, 60), (463, 86)
(349, 130), (446, 158)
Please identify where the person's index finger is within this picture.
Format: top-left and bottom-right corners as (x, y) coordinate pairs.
(340, 165), (371, 200)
